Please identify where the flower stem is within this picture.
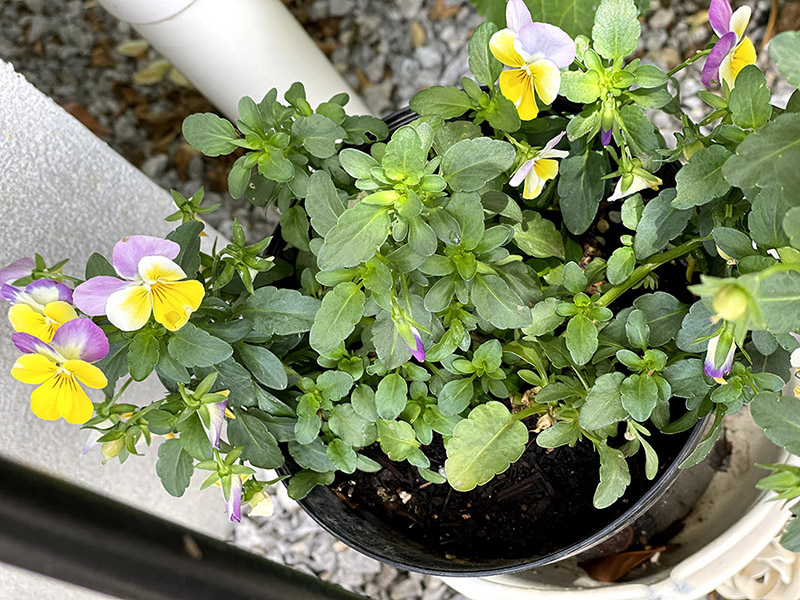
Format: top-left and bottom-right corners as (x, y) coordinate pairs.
(596, 238), (707, 308)
(667, 49), (711, 77)
(512, 403), (548, 421)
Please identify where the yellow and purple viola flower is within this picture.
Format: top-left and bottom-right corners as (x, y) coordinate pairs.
(704, 330), (736, 383)
(608, 172), (663, 202)
(2, 279), (77, 343)
(701, 0), (756, 88)
(10, 318), (109, 424)
(489, 0), (575, 120)
(74, 236), (205, 332)
(510, 132), (568, 200)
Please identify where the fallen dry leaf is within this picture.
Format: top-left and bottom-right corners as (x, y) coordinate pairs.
(115, 39), (150, 58)
(61, 102), (111, 138)
(580, 547), (667, 582)
(133, 59), (172, 85)
(429, 0), (463, 20)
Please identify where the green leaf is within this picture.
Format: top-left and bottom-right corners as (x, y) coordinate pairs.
(729, 65), (771, 129)
(618, 105), (658, 156)
(441, 137), (516, 192)
(557, 151), (607, 235)
(752, 392), (800, 455)
(446, 191), (485, 250)
(127, 331), (159, 382)
(594, 442), (631, 508)
(672, 146), (732, 209)
(524, 298), (565, 337)
(625, 309), (650, 350)
(257, 147), (294, 182)
(177, 412), (212, 461)
(633, 189), (691, 259)
(524, 0), (601, 38)
(280, 205), (310, 251)
(239, 286), (320, 336)
(166, 220), (203, 276)
(562, 262), (588, 294)
(156, 438), (193, 497)
(592, 0), (641, 60)
(607, 247), (635, 284)
(444, 401), (528, 492)
(310, 282), (365, 354)
(579, 372), (627, 429)
(633, 64), (668, 88)
(227, 412), (284, 469)
(317, 202), (391, 271)
(621, 193), (644, 229)
(351, 385), (378, 422)
(342, 115), (389, 145)
(680, 405), (725, 469)
(723, 113), (800, 193)
(560, 70), (602, 104)
(329, 405), (376, 447)
(712, 227), (758, 259)
(372, 312), (413, 370)
(235, 343), (287, 390)
(621, 374), (659, 421)
(566, 315), (598, 365)
(375, 373), (408, 421)
(327, 438), (357, 473)
(785, 207), (800, 250)
(782, 514), (800, 551)
(770, 31), (800, 88)
(287, 469), (335, 500)
(182, 113), (239, 156)
(753, 269), (800, 333)
(338, 148), (378, 180)
(168, 323), (233, 368)
(471, 274), (532, 329)
(291, 114), (346, 159)
(633, 292), (687, 347)
(438, 377), (475, 416)
(377, 419), (418, 461)
(676, 301), (717, 353)
(469, 21), (503, 85)
(409, 86), (474, 119)
(513, 211), (565, 259)
(85, 252), (116, 279)
(749, 188), (794, 249)
(536, 422), (581, 448)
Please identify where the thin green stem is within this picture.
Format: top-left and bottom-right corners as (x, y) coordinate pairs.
(597, 237), (708, 308)
(667, 49), (711, 77)
(512, 403), (548, 422)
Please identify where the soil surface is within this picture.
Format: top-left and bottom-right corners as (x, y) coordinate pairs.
(331, 416), (694, 562)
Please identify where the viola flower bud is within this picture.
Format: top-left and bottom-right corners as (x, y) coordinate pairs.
(101, 438), (125, 460)
(704, 330), (736, 383)
(713, 284), (749, 321)
(600, 128), (612, 146)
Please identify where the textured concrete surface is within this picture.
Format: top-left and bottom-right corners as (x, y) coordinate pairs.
(0, 59), (230, 598)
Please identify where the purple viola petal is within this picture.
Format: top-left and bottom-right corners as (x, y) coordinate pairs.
(791, 332), (800, 344)
(506, 0), (533, 32)
(708, 0), (733, 38)
(0, 257), (34, 285)
(407, 326), (426, 362)
(112, 236), (180, 280)
(542, 131), (567, 155)
(50, 318), (109, 363)
(202, 400), (227, 450)
(225, 475), (243, 523)
(1, 283), (21, 304)
(601, 128), (613, 146)
(703, 334), (735, 379)
(510, 159), (535, 187)
(25, 279), (73, 305)
(73, 276), (130, 316)
(516, 22), (576, 69)
(12, 332), (57, 356)
(701, 32), (737, 86)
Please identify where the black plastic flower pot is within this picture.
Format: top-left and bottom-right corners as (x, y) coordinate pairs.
(275, 106), (713, 577)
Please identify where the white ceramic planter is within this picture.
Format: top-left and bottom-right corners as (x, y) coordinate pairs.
(95, 0), (371, 119)
(442, 409), (798, 600)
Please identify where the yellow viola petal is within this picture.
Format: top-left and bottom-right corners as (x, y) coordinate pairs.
(138, 255), (188, 283)
(721, 37), (756, 88)
(489, 29), (525, 68)
(530, 59), (561, 106)
(150, 279), (205, 331)
(105, 284), (152, 331)
(11, 353), (58, 385)
(500, 69), (539, 120)
(44, 301), (78, 325)
(54, 373), (94, 424)
(8, 303), (52, 341)
(533, 158), (559, 182)
(64, 359), (107, 389)
(523, 173), (545, 200)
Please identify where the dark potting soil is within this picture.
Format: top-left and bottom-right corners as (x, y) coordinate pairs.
(329, 419), (694, 562)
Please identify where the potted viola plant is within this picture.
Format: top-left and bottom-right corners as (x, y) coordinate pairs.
(4, 0), (800, 580)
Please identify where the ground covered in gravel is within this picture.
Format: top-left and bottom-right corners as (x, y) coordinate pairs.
(0, 0), (796, 598)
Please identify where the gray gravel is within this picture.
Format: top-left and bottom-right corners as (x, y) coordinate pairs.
(0, 0), (793, 598)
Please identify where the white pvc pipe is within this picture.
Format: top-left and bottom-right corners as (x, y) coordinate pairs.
(97, 0), (372, 120)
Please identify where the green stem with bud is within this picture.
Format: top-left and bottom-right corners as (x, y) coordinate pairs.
(597, 237), (708, 308)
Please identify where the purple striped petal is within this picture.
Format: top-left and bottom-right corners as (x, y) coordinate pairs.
(703, 333), (735, 379)
(506, 0), (532, 32)
(201, 400), (227, 450)
(50, 318), (109, 363)
(516, 22), (576, 69)
(73, 276), (130, 316)
(702, 32), (737, 86)
(0, 257), (34, 285)
(542, 131), (567, 154)
(709, 0), (733, 38)
(225, 475), (243, 523)
(112, 236), (180, 280)
(12, 332), (56, 356)
(601, 128), (613, 146)
(510, 159), (535, 187)
(25, 279), (73, 305)
(1, 283), (22, 304)
(406, 326), (426, 362)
